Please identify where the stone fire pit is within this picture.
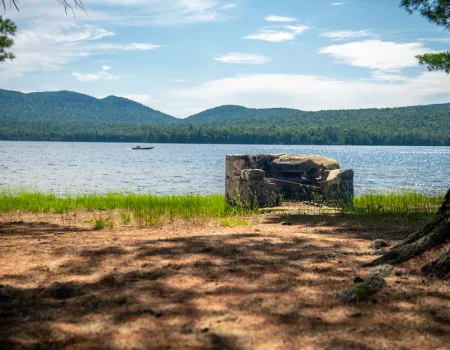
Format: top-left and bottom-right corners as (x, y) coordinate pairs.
(225, 154), (354, 208)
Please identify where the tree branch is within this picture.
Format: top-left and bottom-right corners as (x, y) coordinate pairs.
(1, 0), (85, 14)
(416, 52), (450, 73)
(401, 0), (450, 30)
(0, 15), (17, 62)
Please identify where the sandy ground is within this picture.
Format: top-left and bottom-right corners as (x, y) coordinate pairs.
(1, 211), (449, 350)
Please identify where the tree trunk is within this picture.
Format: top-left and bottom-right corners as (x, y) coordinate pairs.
(422, 249), (450, 279)
(365, 189), (450, 277)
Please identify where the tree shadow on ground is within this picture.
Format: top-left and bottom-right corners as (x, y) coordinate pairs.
(1, 223), (449, 349)
(0, 221), (88, 237)
(264, 211), (432, 241)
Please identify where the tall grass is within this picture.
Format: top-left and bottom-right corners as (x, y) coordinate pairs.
(0, 190), (445, 225)
(0, 190), (249, 225)
(350, 191), (445, 216)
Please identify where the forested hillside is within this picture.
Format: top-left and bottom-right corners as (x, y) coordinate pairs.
(0, 89), (178, 127)
(184, 105), (302, 124)
(1, 89), (449, 145)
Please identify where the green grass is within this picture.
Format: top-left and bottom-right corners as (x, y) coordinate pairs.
(121, 213), (132, 225)
(219, 219), (250, 227)
(276, 192), (445, 233)
(0, 190), (250, 225)
(90, 219), (105, 231)
(0, 190), (444, 228)
(350, 191), (445, 216)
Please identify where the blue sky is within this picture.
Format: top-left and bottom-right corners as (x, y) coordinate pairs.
(2, 0), (450, 117)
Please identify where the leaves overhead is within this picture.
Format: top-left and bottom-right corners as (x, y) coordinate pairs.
(0, 15), (16, 62)
(401, 0), (450, 73)
(401, 0), (450, 30)
(417, 51), (450, 73)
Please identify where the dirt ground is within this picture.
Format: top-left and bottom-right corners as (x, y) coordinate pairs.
(1, 210), (449, 350)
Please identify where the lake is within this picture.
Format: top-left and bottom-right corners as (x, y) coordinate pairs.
(0, 141), (449, 196)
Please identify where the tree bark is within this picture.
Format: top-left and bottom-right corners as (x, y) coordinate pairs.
(365, 189), (450, 275)
(422, 249), (450, 279)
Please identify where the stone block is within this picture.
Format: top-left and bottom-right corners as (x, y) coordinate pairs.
(322, 169), (354, 205)
(271, 154), (340, 174)
(225, 154), (354, 208)
(241, 169), (265, 181)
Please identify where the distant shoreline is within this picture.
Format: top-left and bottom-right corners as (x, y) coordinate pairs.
(1, 140), (449, 147)
(2, 89), (449, 146)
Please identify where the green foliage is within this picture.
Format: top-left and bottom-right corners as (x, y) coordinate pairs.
(91, 219), (105, 230)
(401, 0), (450, 30)
(350, 192), (445, 216)
(416, 51), (450, 73)
(121, 212), (132, 225)
(401, 0), (450, 73)
(0, 189), (443, 218)
(0, 191), (250, 225)
(0, 89), (177, 129)
(219, 219), (250, 227)
(143, 103), (450, 145)
(0, 16), (16, 63)
(1, 89), (449, 145)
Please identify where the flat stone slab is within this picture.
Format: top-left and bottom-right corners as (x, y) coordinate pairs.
(271, 154), (340, 173)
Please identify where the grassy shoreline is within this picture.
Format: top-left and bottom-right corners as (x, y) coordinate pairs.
(351, 191), (445, 215)
(0, 190), (444, 217)
(0, 191), (241, 224)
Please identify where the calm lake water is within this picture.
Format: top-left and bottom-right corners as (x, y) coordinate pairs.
(0, 141), (449, 196)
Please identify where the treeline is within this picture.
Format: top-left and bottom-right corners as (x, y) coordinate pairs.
(1, 89), (450, 145)
(142, 125), (449, 145)
(1, 124), (448, 146)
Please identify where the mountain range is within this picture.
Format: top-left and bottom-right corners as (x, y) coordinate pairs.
(0, 89), (177, 126)
(1, 88), (449, 145)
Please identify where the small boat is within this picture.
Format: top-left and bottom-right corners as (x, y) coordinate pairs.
(132, 146), (154, 150)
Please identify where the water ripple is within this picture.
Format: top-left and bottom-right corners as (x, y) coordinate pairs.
(0, 141), (448, 195)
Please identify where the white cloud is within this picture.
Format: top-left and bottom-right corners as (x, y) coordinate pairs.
(7, 0), (237, 27)
(122, 94), (155, 105)
(419, 37), (450, 43)
(244, 25), (310, 42)
(51, 25), (115, 42)
(92, 43), (161, 51)
(73, 66), (120, 81)
(0, 22), (103, 80)
(93, 0), (238, 26)
(320, 29), (376, 41)
(169, 72), (450, 117)
(265, 15), (297, 22)
(244, 30), (296, 42)
(319, 40), (431, 71)
(371, 71), (409, 81)
(215, 52), (272, 64)
(284, 25), (310, 34)
(0, 19), (161, 82)
(0, 0), (233, 82)
(220, 3), (238, 10)
(331, 2), (349, 5)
